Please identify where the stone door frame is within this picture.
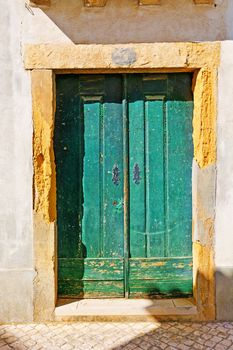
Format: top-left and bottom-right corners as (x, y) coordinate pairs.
(24, 42), (220, 321)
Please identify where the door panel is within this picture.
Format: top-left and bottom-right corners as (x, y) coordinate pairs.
(55, 75), (124, 298)
(128, 74), (193, 298)
(55, 73), (193, 299)
(55, 75), (82, 261)
(166, 101), (193, 257)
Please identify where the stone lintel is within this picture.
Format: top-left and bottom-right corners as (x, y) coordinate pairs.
(28, 0), (214, 7)
(24, 43), (220, 70)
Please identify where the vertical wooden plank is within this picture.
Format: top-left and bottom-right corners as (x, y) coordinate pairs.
(102, 76), (124, 258)
(144, 98), (165, 257)
(123, 75), (129, 297)
(166, 100), (193, 257)
(55, 75), (81, 258)
(82, 97), (103, 258)
(128, 75), (146, 258)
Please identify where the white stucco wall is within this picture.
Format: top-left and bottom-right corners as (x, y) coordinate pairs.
(215, 41), (233, 320)
(23, 0), (231, 44)
(216, 41), (233, 268)
(1, 0), (233, 321)
(0, 1), (33, 322)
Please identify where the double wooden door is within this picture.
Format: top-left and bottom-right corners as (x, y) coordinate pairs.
(55, 73), (193, 298)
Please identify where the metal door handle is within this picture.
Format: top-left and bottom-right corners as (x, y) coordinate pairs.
(112, 164), (120, 185)
(133, 163), (141, 184)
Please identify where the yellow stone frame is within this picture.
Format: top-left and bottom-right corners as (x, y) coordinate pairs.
(24, 42), (220, 321)
(28, 0), (214, 7)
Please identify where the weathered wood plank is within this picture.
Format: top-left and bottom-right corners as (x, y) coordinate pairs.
(58, 280), (124, 298)
(144, 97), (165, 257)
(102, 76), (124, 257)
(129, 280), (193, 298)
(166, 74), (193, 258)
(55, 75), (82, 259)
(82, 97), (102, 257)
(59, 258), (124, 280)
(129, 258), (193, 280)
(128, 75), (146, 258)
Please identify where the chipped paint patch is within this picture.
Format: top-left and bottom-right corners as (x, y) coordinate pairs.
(151, 262), (166, 267)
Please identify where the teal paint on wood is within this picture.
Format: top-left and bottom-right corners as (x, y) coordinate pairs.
(55, 75), (124, 297)
(129, 280), (193, 298)
(102, 76), (124, 258)
(128, 75), (146, 258)
(82, 97), (103, 258)
(166, 101), (193, 257)
(129, 257), (193, 280)
(55, 73), (193, 298)
(54, 76), (82, 259)
(58, 280), (124, 298)
(58, 258), (124, 280)
(144, 98), (165, 258)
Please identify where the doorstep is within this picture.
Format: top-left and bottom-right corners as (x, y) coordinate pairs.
(55, 298), (198, 322)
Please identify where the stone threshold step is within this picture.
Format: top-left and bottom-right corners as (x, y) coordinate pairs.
(55, 298), (198, 322)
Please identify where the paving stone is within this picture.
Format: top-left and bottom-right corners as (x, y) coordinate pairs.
(215, 345), (228, 350)
(195, 345), (206, 349)
(220, 338), (232, 346)
(177, 345), (190, 350)
(0, 322), (233, 350)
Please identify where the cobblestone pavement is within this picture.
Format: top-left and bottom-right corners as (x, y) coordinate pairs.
(1, 322), (233, 350)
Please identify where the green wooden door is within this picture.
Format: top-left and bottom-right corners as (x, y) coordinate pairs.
(127, 74), (193, 297)
(55, 73), (193, 299)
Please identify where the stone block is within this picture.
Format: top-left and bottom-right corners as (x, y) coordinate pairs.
(139, 0), (161, 5)
(84, 0), (107, 7)
(28, 0), (50, 7)
(193, 0), (214, 4)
